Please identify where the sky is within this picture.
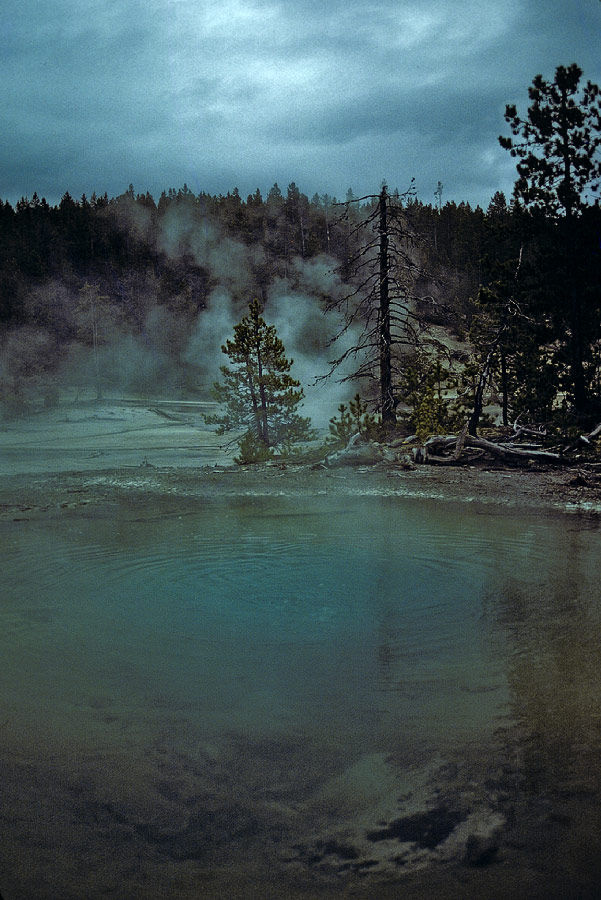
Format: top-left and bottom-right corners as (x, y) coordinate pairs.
(2, 0), (600, 210)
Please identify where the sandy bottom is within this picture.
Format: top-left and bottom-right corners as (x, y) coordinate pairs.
(4, 736), (593, 900)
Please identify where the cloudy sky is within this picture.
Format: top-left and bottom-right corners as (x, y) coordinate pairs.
(2, 0), (600, 209)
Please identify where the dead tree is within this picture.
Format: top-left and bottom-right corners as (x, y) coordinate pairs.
(378, 185), (395, 424)
(322, 182), (433, 427)
(424, 432), (562, 464)
(468, 245), (525, 435)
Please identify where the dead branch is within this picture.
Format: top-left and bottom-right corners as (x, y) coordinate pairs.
(467, 434), (562, 462)
(453, 421), (469, 460)
(563, 422), (601, 454)
(424, 432), (563, 465)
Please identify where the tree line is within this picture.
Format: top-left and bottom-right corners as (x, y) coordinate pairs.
(1, 62), (601, 458)
(0, 180), (480, 325)
(0, 177), (482, 405)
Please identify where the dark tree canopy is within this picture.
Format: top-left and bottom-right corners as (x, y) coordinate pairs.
(500, 63), (601, 218)
(3, 67), (601, 436)
(499, 63), (601, 419)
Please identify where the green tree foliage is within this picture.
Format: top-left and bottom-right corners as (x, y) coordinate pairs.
(397, 354), (454, 441)
(327, 394), (376, 446)
(500, 63), (601, 419)
(500, 64), (601, 217)
(206, 299), (315, 463)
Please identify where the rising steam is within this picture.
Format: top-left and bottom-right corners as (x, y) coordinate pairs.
(0, 205), (365, 430)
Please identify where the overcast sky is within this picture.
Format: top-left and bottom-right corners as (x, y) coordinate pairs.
(2, 0), (600, 209)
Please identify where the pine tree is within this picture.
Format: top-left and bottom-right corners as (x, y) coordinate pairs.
(206, 299), (315, 462)
(500, 64), (601, 219)
(500, 64), (601, 419)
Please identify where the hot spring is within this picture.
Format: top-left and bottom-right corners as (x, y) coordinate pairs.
(1, 494), (601, 899)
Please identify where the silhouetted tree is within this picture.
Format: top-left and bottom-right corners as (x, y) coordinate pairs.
(500, 63), (601, 418)
(324, 183), (434, 428)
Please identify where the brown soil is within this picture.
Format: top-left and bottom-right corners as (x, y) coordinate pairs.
(2, 459), (600, 522)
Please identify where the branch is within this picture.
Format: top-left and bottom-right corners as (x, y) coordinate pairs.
(424, 433), (563, 464)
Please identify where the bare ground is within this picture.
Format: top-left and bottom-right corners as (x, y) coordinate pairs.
(1, 459), (600, 523)
(2, 396), (599, 519)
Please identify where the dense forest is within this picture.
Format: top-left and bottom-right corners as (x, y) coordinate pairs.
(0, 181), (484, 415)
(1, 63), (600, 442)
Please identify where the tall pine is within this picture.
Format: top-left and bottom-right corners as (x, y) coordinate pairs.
(500, 64), (601, 419)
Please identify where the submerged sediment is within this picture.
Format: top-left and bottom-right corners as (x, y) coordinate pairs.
(2, 460), (601, 899)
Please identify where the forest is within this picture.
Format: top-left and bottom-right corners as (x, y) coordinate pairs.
(1, 63), (601, 461)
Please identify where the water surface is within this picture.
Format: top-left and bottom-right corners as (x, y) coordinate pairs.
(1, 495), (601, 899)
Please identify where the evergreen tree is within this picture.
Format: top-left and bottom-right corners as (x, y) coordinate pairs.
(500, 64), (601, 418)
(206, 299), (314, 462)
(500, 64), (601, 218)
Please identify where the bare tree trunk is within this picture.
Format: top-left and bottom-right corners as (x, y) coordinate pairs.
(470, 244), (522, 434)
(256, 349), (270, 446)
(299, 211), (306, 257)
(469, 335), (499, 435)
(500, 348), (509, 426)
(379, 186), (396, 426)
(91, 292), (103, 400)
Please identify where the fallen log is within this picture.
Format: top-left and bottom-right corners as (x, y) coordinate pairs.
(510, 414), (547, 440)
(467, 434), (562, 462)
(424, 434), (461, 456)
(512, 425), (547, 439)
(453, 422), (469, 461)
(424, 433), (563, 465)
(423, 449), (485, 466)
(325, 433), (386, 467)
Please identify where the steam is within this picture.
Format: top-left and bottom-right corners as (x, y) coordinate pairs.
(1, 205), (366, 432)
(183, 288), (238, 386)
(267, 286), (362, 429)
(159, 205), (255, 297)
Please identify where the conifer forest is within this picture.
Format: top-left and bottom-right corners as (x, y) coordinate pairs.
(1, 64), (601, 453)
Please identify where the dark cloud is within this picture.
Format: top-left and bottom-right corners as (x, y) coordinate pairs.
(1, 0), (599, 208)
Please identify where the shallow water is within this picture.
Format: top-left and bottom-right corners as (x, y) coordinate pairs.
(1, 495), (601, 899)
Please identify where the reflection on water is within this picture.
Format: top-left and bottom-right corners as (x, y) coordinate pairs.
(1, 496), (601, 899)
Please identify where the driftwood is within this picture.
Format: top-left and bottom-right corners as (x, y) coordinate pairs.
(421, 419), (601, 466)
(320, 420), (601, 470)
(470, 435), (562, 462)
(453, 422), (469, 461)
(424, 432), (563, 465)
(563, 422), (601, 454)
(509, 413), (547, 441)
(420, 426), (479, 465)
(325, 433), (386, 467)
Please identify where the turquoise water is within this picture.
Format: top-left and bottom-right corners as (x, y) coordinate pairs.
(1, 495), (601, 899)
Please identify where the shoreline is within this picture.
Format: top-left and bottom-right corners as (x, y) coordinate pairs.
(2, 461), (601, 521)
